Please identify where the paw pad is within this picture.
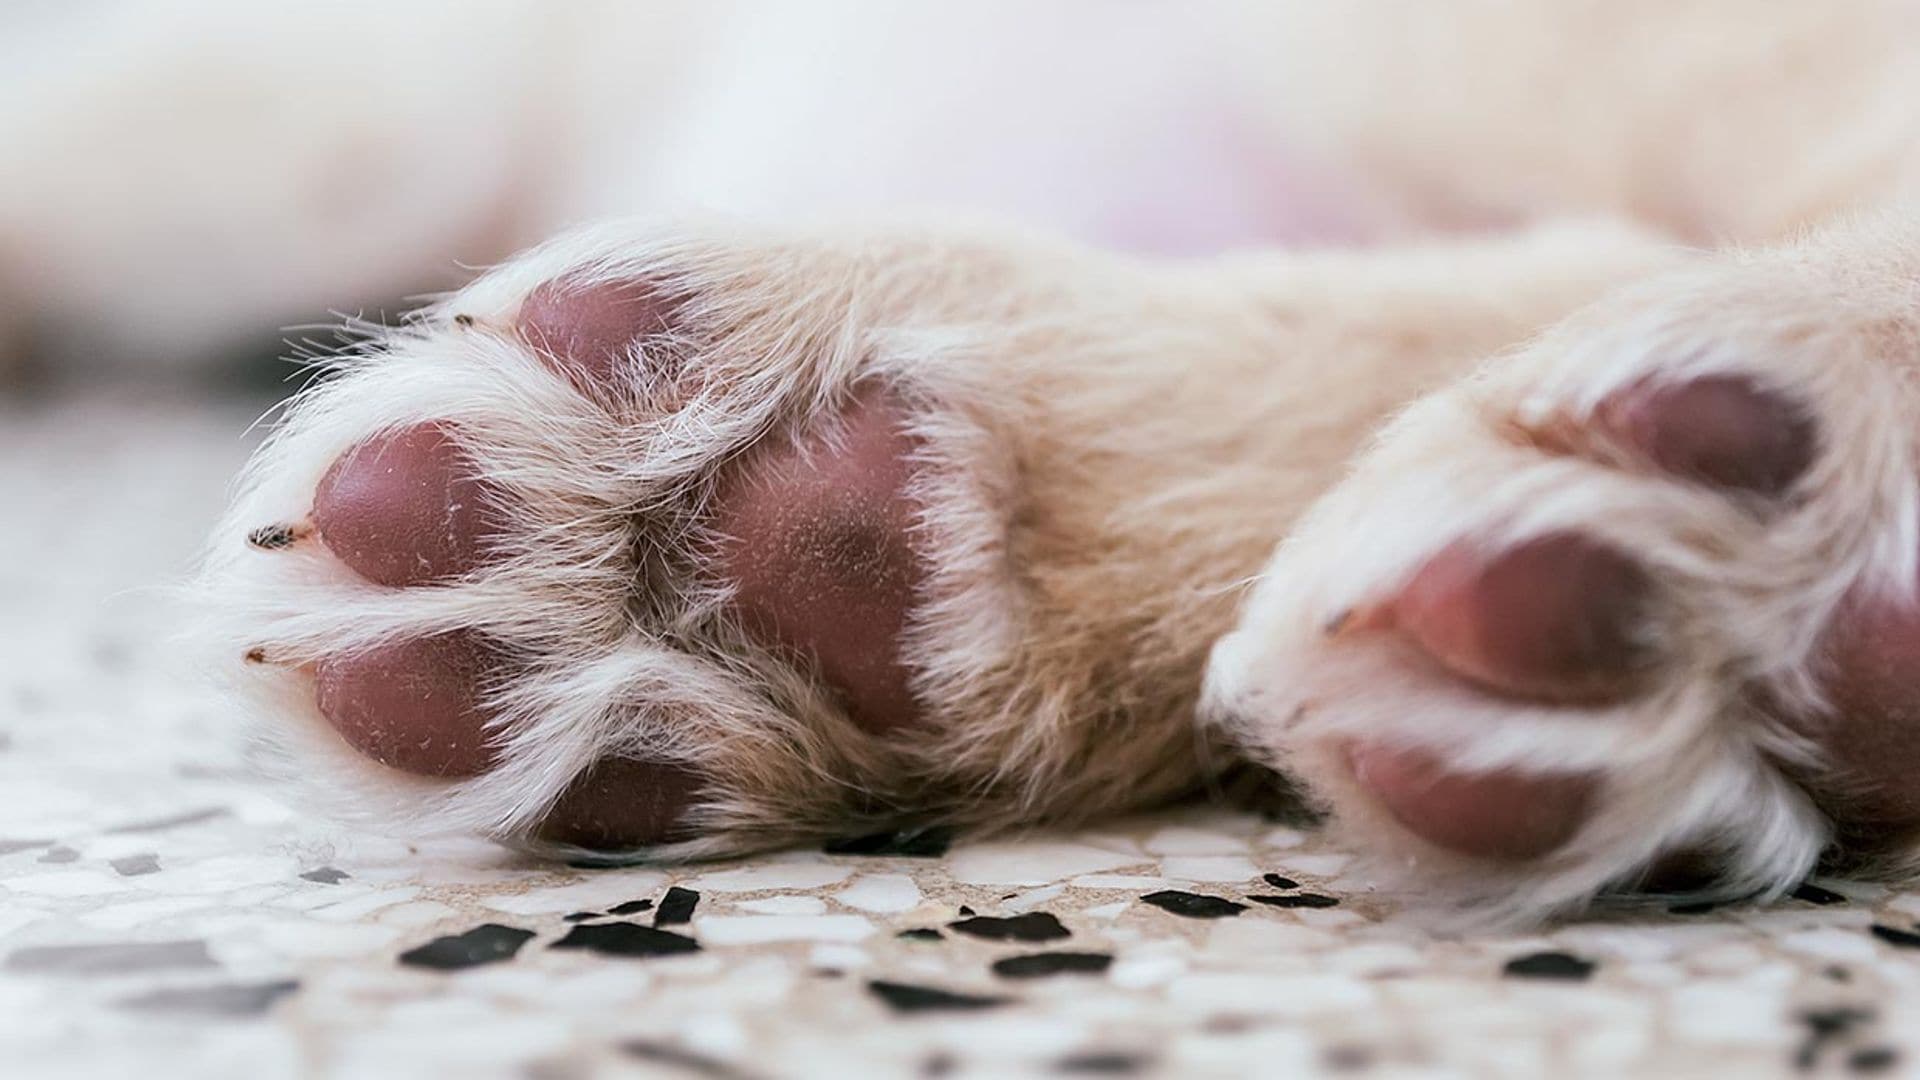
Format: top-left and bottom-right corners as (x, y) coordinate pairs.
(312, 630), (505, 778)
(517, 275), (685, 391)
(711, 383), (928, 734)
(1593, 374), (1815, 497)
(1347, 743), (1597, 861)
(536, 757), (705, 850)
(1359, 533), (1654, 704)
(312, 421), (503, 587)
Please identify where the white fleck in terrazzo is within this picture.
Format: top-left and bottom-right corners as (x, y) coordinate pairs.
(685, 858), (855, 893)
(1161, 855), (1262, 883)
(836, 873), (923, 914)
(735, 894), (831, 916)
(4, 397), (1920, 1079)
(696, 914), (876, 945)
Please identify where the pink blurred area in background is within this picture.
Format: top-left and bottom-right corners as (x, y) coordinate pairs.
(0, 1), (1365, 388)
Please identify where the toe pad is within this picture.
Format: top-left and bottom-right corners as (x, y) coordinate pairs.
(312, 422), (503, 587)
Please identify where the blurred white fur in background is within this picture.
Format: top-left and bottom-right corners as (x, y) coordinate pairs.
(0, 0), (1368, 383)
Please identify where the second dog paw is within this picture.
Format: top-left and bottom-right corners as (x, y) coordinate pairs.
(1208, 249), (1920, 922)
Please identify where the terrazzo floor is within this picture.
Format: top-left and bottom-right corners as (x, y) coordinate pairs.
(4, 395), (1920, 1079)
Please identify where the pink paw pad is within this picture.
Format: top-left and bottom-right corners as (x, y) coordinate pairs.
(272, 288), (929, 847)
(301, 411), (706, 845)
(1347, 743), (1597, 861)
(1593, 374), (1816, 497)
(1808, 598), (1920, 847)
(709, 384), (929, 735)
(1338, 534), (1642, 859)
(1356, 533), (1655, 705)
(313, 631), (505, 778)
(536, 757), (706, 850)
(312, 421), (504, 587)
(517, 275), (685, 391)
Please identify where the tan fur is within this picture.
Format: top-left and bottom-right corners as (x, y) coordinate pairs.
(192, 217), (1671, 864)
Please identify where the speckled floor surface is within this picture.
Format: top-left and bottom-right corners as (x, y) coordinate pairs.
(4, 396), (1920, 1080)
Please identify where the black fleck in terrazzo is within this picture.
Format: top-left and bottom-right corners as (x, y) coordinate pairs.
(105, 807), (228, 834)
(653, 887), (700, 926)
(108, 853), (159, 876)
(552, 922), (701, 959)
(1793, 882), (1848, 906)
(897, 928), (943, 942)
(1055, 1051), (1150, 1074)
(298, 867), (349, 885)
(1502, 951), (1597, 981)
(948, 912), (1070, 942)
(1245, 892), (1338, 909)
(1794, 1006), (1875, 1070)
(1261, 873), (1300, 890)
(398, 925), (535, 971)
(117, 979), (300, 1017)
(822, 826), (954, 857)
(1800, 1007), (1873, 1038)
(1868, 924), (1920, 949)
(609, 898), (655, 916)
(1848, 1046), (1901, 1074)
(1140, 891), (1246, 919)
(867, 980), (1009, 1014)
(619, 1038), (750, 1079)
(990, 952), (1113, 979)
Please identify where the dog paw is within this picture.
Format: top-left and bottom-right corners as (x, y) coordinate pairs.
(1206, 241), (1920, 922)
(194, 219), (1223, 859)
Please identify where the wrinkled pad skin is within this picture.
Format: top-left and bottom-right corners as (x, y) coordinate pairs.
(313, 631), (504, 778)
(710, 383), (929, 735)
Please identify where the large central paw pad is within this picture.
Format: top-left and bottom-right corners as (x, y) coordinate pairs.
(711, 384), (927, 735)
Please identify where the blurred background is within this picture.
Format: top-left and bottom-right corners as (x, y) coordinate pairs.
(0, 0), (1378, 395)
